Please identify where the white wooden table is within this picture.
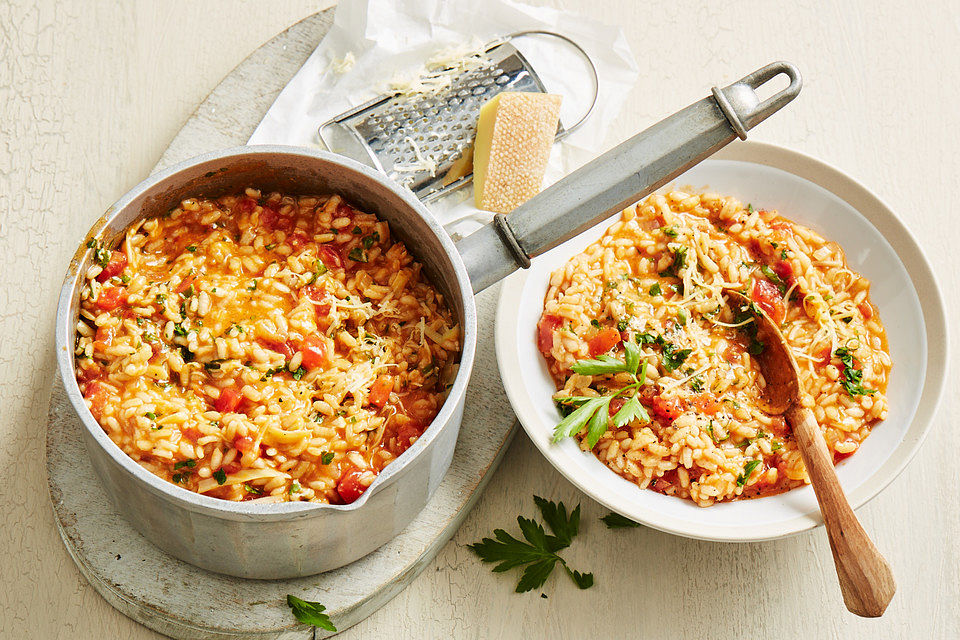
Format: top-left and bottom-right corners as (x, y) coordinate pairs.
(2, 1), (957, 638)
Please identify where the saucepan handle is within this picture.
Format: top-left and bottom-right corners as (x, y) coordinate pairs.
(455, 61), (802, 293)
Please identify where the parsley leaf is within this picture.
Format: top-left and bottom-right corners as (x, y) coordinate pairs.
(321, 451), (335, 465)
(600, 512), (641, 529)
(834, 347), (876, 397)
(611, 395), (649, 429)
(661, 342), (692, 372)
(648, 282), (662, 296)
(286, 595), (337, 631)
(469, 496), (593, 593)
(659, 245), (688, 278)
(760, 264), (787, 295)
(348, 247), (367, 263)
(213, 468), (226, 485)
(737, 459), (762, 487)
(173, 459), (196, 470)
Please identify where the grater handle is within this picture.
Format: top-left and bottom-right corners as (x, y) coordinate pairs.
(455, 61), (802, 293)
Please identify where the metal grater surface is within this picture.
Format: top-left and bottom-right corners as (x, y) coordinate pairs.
(318, 41), (563, 202)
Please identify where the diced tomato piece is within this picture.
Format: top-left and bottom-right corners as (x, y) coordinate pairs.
(608, 396), (627, 418)
(300, 334), (330, 370)
(815, 344), (832, 366)
(215, 386), (242, 414)
(336, 202), (357, 219)
(259, 205), (279, 229)
(222, 461), (241, 474)
(317, 245), (342, 269)
(368, 375), (394, 409)
(237, 196), (258, 214)
(175, 274), (196, 294)
(587, 327), (621, 356)
(96, 251), (127, 282)
(288, 232), (308, 249)
(398, 390), (438, 424)
(301, 284), (325, 303)
(233, 435), (255, 452)
(858, 301), (874, 320)
(751, 278), (786, 325)
(95, 287), (127, 311)
(261, 339), (295, 359)
(773, 260), (794, 286)
(770, 220), (792, 231)
(94, 325), (116, 350)
(393, 421), (424, 455)
(537, 314), (562, 353)
(275, 215), (294, 232)
(77, 362), (102, 384)
(83, 381), (107, 420)
(182, 427), (202, 443)
(337, 468), (369, 504)
(690, 393), (722, 415)
(650, 394), (685, 421)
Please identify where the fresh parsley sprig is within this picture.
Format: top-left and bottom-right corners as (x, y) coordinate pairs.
(469, 496), (593, 593)
(554, 342), (650, 447)
(286, 595), (336, 631)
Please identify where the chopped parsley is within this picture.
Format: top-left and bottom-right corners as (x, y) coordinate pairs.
(248, 280), (258, 291)
(616, 318), (629, 332)
(780, 249), (789, 260)
(144, 411), (157, 421)
(289, 481), (301, 495)
(659, 245), (688, 279)
(469, 496), (593, 593)
(306, 259), (328, 284)
(760, 264), (787, 295)
(204, 359), (226, 371)
(737, 459), (761, 486)
(362, 232), (380, 249)
(661, 226), (678, 237)
(834, 347), (876, 397)
(172, 473), (189, 484)
(590, 319), (601, 329)
(213, 468), (227, 485)
(352, 225), (362, 235)
(174, 459), (196, 470)
(243, 484), (263, 495)
(173, 323), (188, 337)
(690, 376), (704, 393)
(321, 451), (335, 465)
(649, 282), (662, 296)
(348, 247), (367, 263)
(156, 293), (167, 305)
(291, 366), (308, 381)
(186, 245), (197, 252)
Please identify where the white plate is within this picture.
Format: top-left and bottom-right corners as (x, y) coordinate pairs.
(495, 141), (948, 541)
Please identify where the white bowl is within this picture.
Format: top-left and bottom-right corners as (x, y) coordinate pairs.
(495, 141), (948, 541)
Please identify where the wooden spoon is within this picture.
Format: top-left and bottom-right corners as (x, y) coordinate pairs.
(725, 289), (895, 617)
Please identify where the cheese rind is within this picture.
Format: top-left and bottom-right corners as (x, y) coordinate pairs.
(473, 92), (562, 214)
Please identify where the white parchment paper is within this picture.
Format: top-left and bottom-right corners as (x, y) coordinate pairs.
(249, 0), (639, 235)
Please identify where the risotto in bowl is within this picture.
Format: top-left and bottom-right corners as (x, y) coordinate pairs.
(496, 143), (947, 541)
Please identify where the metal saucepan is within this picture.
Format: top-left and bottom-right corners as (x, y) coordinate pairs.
(55, 62), (801, 578)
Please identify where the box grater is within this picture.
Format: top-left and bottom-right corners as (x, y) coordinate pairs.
(317, 31), (597, 203)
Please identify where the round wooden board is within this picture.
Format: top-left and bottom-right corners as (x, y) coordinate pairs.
(45, 10), (516, 639)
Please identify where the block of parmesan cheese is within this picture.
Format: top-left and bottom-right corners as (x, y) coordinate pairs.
(473, 92), (562, 214)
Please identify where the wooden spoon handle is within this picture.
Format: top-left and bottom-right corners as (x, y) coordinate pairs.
(787, 404), (896, 617)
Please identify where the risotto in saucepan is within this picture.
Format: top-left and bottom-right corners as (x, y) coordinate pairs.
(74, 189), (459, 504)
(538, 190), (890, 507)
